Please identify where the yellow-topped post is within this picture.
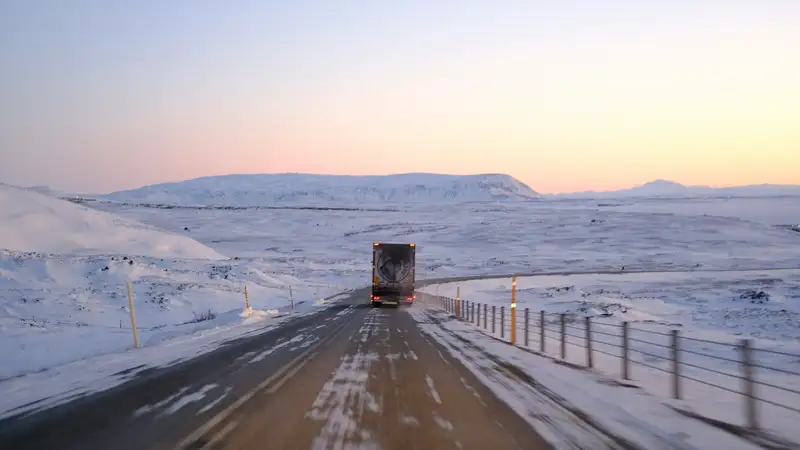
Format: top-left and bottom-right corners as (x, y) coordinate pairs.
(510, 275), (517, 345)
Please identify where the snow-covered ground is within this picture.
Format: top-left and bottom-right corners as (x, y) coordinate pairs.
(546, 195), (800, 226)
(0, 185), (349, 418)
(421, 272), (800, 444)
(3, 177), (800, 431)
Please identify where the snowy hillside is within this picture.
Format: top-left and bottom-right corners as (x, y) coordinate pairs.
(0, 183), (224, 259)
(555, 180), (800, 199)
(101, 173), (541, 206)
(0, 182), (346, 382)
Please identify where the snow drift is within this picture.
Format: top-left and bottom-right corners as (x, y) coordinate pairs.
(101, 173), (541, 206)
(0, 183), (224, 259)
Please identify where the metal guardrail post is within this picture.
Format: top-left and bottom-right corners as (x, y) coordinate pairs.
(560, 314), (566, 359)
(476, 302), (480, 326)
(672, 329), (681, 399)
(741, 339), (759, 430)
(501, 307), (505, 339)
(483, 304), (487, 329)
(492, 306), (496, 334)
(472, 302), (476, 324)
(540, 310), (545, 352)
(586, 316), (593, 368)
(622, 322), (630, 380)
(524, 308), (530, 347)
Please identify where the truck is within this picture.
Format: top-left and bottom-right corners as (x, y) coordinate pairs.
(370, 242), (416, 307)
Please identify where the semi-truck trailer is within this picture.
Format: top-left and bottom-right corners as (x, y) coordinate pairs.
(371, 242), (416, 307)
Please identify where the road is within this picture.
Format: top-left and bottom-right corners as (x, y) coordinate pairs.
(0, 290), (552, 450)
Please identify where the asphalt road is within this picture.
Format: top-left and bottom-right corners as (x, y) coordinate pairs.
(0, 290), (552, 450)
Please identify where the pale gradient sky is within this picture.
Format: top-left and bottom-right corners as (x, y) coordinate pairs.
(1, 0), (798, 194)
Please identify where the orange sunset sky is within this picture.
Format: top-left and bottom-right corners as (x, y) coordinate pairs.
(1, 1), (798, 194)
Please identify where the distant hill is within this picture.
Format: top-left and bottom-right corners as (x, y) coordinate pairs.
(101, 173), (541, 206)
(553, 180), (800, 199)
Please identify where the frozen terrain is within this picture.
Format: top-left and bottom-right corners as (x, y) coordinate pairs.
(546, 195), (800, 226)
(3, 176), (800, 432)
(102, 173), (541, 206)
(0, 186), (347, 391)
(421, 272), (800, 444)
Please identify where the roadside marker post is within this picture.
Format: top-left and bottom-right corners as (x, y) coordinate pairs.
(511, 275), (517, 345)
(127, 281), (140, 349)
(289, 285), (294, 309)
(244, 284), (250, 310)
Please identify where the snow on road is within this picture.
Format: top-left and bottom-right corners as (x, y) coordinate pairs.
(306, 309), (383, 450)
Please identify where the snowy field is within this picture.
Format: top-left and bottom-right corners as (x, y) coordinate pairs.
(421, 272), (800, 444)
(546, 195), (800, 227)
(2, 179), (800, 425)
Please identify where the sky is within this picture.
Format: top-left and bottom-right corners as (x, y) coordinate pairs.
(1, 0), (799, 195)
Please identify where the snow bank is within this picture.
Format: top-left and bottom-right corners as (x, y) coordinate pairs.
(0, 183), (224, 259)
(101, 173), (541, 206)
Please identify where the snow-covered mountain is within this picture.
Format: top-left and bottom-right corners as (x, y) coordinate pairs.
(0, 183), (223, 258)
(554, 180), (800, 199)
(102, 173), (541, 206)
